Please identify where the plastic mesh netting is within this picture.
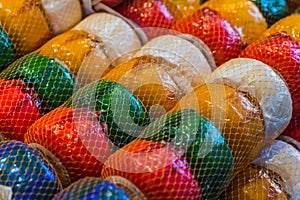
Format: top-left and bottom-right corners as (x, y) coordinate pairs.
(222, 164), (289, 199)
(173, 83), (265, 177)
(0, 0), (82, 58)
(0, 140), (63, 199)
(1, 0), (300, 199)
(52, 177), (130, 199)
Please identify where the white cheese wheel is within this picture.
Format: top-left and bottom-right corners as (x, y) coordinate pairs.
(135, 35), (213, 92)
(253, 140), (300, 200)
(73, 12), (142, 66)
(207, 58), (292, 145)
(42, 0), (82, 35)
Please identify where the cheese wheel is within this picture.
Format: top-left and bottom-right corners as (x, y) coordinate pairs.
(263, 14), (300, 41)
(103, 56), (184, 118)
(41, 0), (82, 35)
(223, 165), (288, 200)
(200, 0), (267, 44)
(253, 140), (300, 199)
(207, 58), (292, 146)
(0, 0), (50, 56)
(135, 35), (213, 91)
(173, 83), (265, 176)
(73, 13), (142, 66)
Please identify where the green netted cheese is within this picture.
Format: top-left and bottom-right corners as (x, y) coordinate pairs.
(0, 25), (16, 70)
(139, 109), (234, 200)
(0, 53), (74, 114)
(64, 79), (150, 148)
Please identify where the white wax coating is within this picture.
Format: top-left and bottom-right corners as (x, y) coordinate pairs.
(207, 58), (292, 145)
(42, 0), (82, 35)
(253, 140), (300, 199)
(135, 35), (212, 92)
(73, 12), (142, 66)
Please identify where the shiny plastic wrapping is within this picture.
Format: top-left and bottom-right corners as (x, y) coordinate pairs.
(103, 34), (215, 118)
(0, 140), (62, 199)
(134, 34), (214, 89)
(171, 7), (244, 66)
(0, 27), (116, 142)
(67, 79), (151, 148)
(0, 79), (41, 142)
(263, 14), (300, 41)
(35, 29), (111, 86)
(0, 53), (74, 115)
(173, 83), (265, 177)
(0, 0), (50, 57)
(41, 0), (82, 35)
(0, 0), (300, 199)
(80, 1), (148, 44)
(84, 0), (246, 65)
(115, 0), (175, 39)
(103, 55), (184, 116)
(251, 0), (291, 26)
(162, 0), (200, 20)
(0, 25), (16, 70)
(200, 0), (299, 28)
(40, 10), (145, 72)
(252, 140), (300, 199)
(104, 56), (184, 114)
(200, 0), (267, 45)
(28, 143), (71, 188)
(0, 12), (145, 135)
(73, 12), (144, 67)
(104, 109), (234, 200)
(83, 0), (200, 20)
(0, 0), (82, 59)
(240, 32), (300, 144)
(102, 139), (202, 200)
(222, 164), (289, 200)
(0, 52), (74, 142)
(83, 0), (200, 39)
(207, 58), (292, 146)
(25, 79), (150, 182)
(53, 177), (130, 200)
(25, 106), (113, 183)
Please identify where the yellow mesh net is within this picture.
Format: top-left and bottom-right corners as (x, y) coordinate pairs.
(0, 140), (63, 199)
(0, 0), (299, 199)
(222, 164), (288, 199)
